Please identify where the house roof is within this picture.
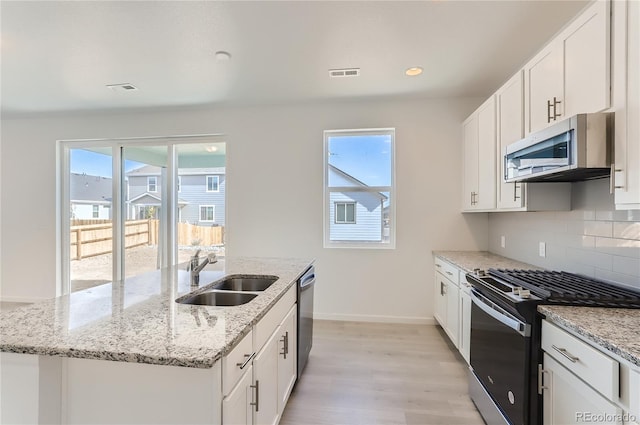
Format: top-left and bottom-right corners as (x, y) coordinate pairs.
(70, 173), (112, 203)
(126, 165), (225, 176)
(328, 164), (388, 201)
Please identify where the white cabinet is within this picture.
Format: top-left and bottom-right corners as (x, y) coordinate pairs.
(254, 330), (280, 425)
(613, 0), (640, 209)
(434, 271), (447, 328)
(542, 354), (622, 425)
(495, 71), (573, 212)
(223, 365), (255, 425)
(433, 257), (461, 349)
(277, 306), (297, 413)
(463, 96), (496, 211)
(458, 274), (471, 365)
(525, 0), (611, 134)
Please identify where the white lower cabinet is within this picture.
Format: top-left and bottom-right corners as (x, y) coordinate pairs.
(458, 275), (471, 365)
(277, 306), (297, 412)
(543, 354), (622, 425)
(223, 365), (255, 425)
(433, 257), (468, 354)
(254, 329), (280, 425)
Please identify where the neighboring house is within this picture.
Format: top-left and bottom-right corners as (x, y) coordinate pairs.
(70, 173), (112, 220)
(328, 164), (387, 242)
(125, 165), (226, 226)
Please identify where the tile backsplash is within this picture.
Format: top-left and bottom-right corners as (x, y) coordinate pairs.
(489, 179), (640, 289)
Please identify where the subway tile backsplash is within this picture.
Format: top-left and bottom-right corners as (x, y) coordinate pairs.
(489, 179), (640, 290)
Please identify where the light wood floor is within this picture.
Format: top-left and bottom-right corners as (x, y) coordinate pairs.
(280, 320), (484, 425)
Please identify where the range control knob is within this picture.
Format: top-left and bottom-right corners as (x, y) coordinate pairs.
(519, 289), (531, 299)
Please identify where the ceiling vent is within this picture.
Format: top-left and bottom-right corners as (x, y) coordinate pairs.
(106, 83), (138, 92)
(329, 68), (360, 78)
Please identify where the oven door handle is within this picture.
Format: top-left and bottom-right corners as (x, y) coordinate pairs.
(471, 291), (530, 337)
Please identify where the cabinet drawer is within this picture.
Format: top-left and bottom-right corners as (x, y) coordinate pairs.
(254, 285), (296, 352)
(222, 329), (254, 396)
(542, 320), (619, 401)
(434, 257), (459, 286)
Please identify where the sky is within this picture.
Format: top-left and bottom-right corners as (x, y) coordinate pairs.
(70, 149), (144, 178)
(327, 134), (392, 187)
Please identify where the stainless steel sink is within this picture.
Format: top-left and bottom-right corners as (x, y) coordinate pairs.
(176, 291), (257, 306)
(212, 276), (278, 292)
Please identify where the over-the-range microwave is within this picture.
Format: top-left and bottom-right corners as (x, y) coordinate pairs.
(504, 113), (613, 183)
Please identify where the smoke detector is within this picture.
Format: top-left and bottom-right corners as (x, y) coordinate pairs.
(329, 68), (360, 78)
(106, 83), (139, 92)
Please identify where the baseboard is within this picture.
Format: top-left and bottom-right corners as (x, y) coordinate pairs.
(0, 296), (46, 303)
(313, 312), (436, 325)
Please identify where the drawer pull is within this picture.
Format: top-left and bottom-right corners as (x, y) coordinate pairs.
(446, 271), (453, 276)
(237, 352), (256, 370)
(552, 345), (579, 363)
(436, 264), (442, 268)
(537, 364), (548, 395)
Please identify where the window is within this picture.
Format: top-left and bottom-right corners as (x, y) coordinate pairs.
(147, 176), (157, 192)
(200, 205), (215, 222)
(206, 175), (219, 192)
(334, 202), (356, 224)
(92, 205), (99, 218)
(324, 128), (395, 248)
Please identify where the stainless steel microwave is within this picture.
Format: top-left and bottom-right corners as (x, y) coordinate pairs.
(504, 113), (613, 183)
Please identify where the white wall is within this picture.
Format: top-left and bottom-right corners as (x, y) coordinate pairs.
(489, 179), (640, 289)
(0, 97), (489, 322)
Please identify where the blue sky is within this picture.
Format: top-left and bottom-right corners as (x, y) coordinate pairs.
(328, 134), (392, 187)
(70, 149), (143, 178)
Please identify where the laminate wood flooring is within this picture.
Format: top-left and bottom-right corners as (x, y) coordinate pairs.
(280, 321), (484, 425)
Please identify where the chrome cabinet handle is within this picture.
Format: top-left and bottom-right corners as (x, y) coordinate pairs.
(552, 345), (579, 363)
(446, 271), (453, 276)
(538, 364), (548, 394)
(513, 183), (521, 201)
(250, 380), (260, 412)
(552, 97), (562, 120)
(236, 352), (256, 370)
(547, 99), (554, 123)
(436, 264), (442, 268)
(280, 331), (289, 359)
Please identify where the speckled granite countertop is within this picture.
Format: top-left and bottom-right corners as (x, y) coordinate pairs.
(539, 305), (640, 368)
(433, 250), (540, 273)
(0, 257), (313, 368)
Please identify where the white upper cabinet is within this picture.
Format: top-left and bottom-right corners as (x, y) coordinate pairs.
(496, 71), (572, 212)
(525, 0), (611, 134)
(462, 96), (496, 211)
(612, 0), (640, 209)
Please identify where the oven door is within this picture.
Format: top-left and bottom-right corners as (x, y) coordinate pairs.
(470, 289), (531, 425)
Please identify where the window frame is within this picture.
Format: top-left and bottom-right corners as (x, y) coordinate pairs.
(334, 202), (356, 224)
(323, 128), (396, 249)
(199, 205), (216, 222)
(206, 175), (219, 192)
(147, 176), (157, 192)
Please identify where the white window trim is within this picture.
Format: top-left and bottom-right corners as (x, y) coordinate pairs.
(323, 128), (396, 249)
(206, 175), (219, 192)
(334, 202), (356, 224)
(199, 205), (216, 222)
(147, 176), (157, 192)
(177, 176), (181, 193)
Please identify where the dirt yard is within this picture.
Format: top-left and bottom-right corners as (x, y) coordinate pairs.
(70, 245), (224, 292)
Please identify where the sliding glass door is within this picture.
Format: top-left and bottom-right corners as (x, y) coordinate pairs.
(60, 136), (226, 294)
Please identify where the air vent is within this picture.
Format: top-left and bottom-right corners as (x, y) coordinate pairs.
(106, 83), (139, 92)
(329, 68), (360, 78)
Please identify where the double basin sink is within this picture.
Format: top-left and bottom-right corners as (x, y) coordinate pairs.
(176, 276), (279, 307)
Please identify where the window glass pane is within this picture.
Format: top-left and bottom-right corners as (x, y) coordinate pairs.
(69, 148), (113, 292)
(346, 203), (355, 223)
(328, 134), (392, 187)
(336, 203), (345, 222)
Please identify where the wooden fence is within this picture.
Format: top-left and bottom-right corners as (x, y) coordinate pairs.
(70, 220), (224, 260)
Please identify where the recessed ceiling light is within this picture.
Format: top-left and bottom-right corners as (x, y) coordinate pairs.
(405, 67), (423, 77)
(106, 83), (138, 92)
(215, 51), (231, 61)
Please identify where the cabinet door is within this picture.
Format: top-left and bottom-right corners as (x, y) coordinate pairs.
(476, 97), (497, 210)
(254, 329), (280, 425)
(223, 366), (254, 425)
(434, 272), (448, 327)
(459, 288), (471, 365)
(496, 72), (525, 209)
(462, 114), (479, 210)
(614, 0), (640, 208)
(543, 354), (622, 425)
(525, 43), (563, 134)
(564, 0), (611, 118)
(277, 306), (297, 414)
(446, 281), (460, 348)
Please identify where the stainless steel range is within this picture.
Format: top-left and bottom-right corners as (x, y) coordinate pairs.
(466, 268), (640, 425)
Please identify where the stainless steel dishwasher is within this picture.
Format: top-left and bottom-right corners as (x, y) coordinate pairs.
(297, 265), (315, 379)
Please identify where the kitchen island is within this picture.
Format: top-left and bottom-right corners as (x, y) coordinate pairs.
(0, 257), (313, 424)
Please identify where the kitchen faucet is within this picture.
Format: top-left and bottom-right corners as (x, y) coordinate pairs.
(189, 249), (217, 287)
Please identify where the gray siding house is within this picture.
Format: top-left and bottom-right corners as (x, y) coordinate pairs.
(126, 166), (225, 226)
(328, 165), (387, 242)
(70, 173), (112, 220)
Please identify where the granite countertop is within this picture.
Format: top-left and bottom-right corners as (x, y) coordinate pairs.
(539, 305), (640, 368)
(433, 250), (540, 273)
(0, 257), (313, 369)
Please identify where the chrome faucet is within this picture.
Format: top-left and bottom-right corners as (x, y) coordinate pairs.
(189, 249), (218, 287)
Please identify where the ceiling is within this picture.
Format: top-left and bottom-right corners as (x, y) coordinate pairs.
(1, 1), (589, 116)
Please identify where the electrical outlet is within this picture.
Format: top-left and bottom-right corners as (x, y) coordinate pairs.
(539, 242), (546, 258)
(501, 236), (506, 248)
